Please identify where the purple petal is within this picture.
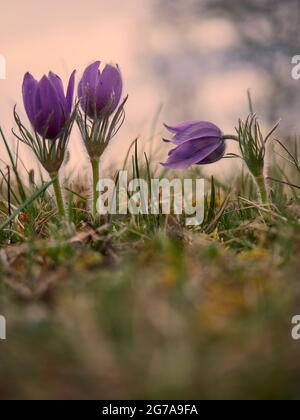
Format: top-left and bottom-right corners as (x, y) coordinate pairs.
(78, 78), (83, 102)
(48, 71), (65, 110)
(95, 64), (122, 114)
(197, 141), (226, 164)
(161, 138), (222, 169)
(80, 61), (101, 93)
(22, 72), (38, 124)
(172, 122), (222, 145)
(164, 121), (199, 134)
(65, 70), (76, 116)
(78, 61), (101, 115)
(35, 76), (63, 139)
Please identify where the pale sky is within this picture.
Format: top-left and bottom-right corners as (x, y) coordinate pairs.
(0, 0), (269, 179)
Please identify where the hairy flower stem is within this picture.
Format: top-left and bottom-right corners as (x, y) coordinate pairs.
(255, 175), (270, 209)
(50, 172), (66, 217)
(91, 158), (100, 219)
(221, 135), (240, 142)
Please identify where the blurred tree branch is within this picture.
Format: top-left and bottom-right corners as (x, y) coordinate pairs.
(153, 0), (300, 129)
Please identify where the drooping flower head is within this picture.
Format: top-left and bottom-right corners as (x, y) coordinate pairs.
(76, 60), (126, 219)
(22, 70), (76, 140)
(161, 121), (226, 169)
(78, 61), (122, 119)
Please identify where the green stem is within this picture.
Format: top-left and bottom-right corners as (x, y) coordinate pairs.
(50, 172), (65, 217)
(255, 176), (270, 208)
(91, 158), (100, 219)
(222, 135), (240, 142)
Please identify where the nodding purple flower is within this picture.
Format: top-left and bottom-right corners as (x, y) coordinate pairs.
(22, 70), (76, 140)
(78, 61), (122, 119)
(161, 121), (226, 169)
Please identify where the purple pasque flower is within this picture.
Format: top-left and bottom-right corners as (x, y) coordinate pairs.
(78, 61), (122, 119)
(161, 121), (226, 169)
(22, 70), (76, 140)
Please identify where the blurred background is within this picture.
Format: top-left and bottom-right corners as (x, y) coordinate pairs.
(1, 0), (299, 178)
(1, 1), (300, 400)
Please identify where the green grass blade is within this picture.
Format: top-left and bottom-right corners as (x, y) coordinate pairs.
(0, 180), (53, 231)
(0, 126), (27, 201)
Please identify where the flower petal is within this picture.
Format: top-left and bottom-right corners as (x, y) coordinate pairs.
(161, 138), (222, 169)
(35, 76), (63, 139)
(172, 122), (222, 145)
(65, 70), (76, 116)
(78, 61), (101, 116)
(164, 121), (199, 134)
(22, 72), (38, 124)
(197, 141), (226, 164)
(48, 71), (65, 110)
(95, 64), (122, 114)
